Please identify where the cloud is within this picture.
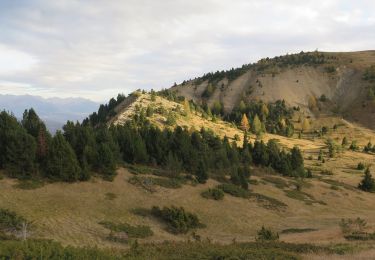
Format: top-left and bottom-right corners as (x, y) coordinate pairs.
(0, 0), (374, 101)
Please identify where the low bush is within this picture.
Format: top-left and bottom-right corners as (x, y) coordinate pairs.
(357, 162), (365, 170)
(0, 209), (26, 231)
(256, 226), (279, 241)
(151, 206), (204, 234)
(201, 188), (224, 200)
(339, 218), (367, 235)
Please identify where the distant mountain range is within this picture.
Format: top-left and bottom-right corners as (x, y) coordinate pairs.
(0, 94), (99, 133)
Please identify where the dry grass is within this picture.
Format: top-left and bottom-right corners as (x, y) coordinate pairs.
(0, 166), (374, 250)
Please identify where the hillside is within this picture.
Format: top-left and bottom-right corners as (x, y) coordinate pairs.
(170, 51), (375, 129)
(0, 52), (375, 259)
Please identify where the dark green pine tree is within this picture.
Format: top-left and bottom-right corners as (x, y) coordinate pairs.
(358, 168), (375, 192)
(290, 146), (304, 170)
(97, 143), (116, 177)
(45, 131), (81, 182)
(196, 160), (208, 184)
(21, 108), (43, 138)
(5, 128), (37, 178)
(22, 109), (51, 164)
(0, 111), (20, 169)
(165, 151), (182, 178)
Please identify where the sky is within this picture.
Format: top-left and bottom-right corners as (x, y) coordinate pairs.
(0, 0), (374, 102)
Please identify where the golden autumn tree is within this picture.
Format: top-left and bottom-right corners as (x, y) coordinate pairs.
(302, 118), (311, 133)
(240, 113), (250, 131)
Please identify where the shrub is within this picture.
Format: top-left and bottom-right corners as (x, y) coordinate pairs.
(256, 226), (279, 241)
(349, 141), (358, 151)
(201, 188), (224, 200)
(358, 168), (375, 192)
(151, 206), (204, 234)
(165, 112), (176, 126)
(217, 183), (251, 198)
(0, 209), (26, 231)
(357, 162), (365, 170)
(339, 218), (367, 235)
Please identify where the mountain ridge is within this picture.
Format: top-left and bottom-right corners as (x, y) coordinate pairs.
(169, 50), (375, 129)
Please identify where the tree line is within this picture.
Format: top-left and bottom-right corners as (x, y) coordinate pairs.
(0, 95), (305, 184)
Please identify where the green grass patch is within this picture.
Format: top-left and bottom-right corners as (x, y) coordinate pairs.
(13, 179), (44, 190)
(201, 188), (224, 200)
(344, 232), (375, 241)
(99, 221), (153, 239)
(104, 192), (117, 200)
(321, 179), (357, 191)
(249, 193), (288, 211)
(128, 175), (183, 192)
(284, 190), (326, 205)
(262, 176), (289, 189)
(217, 183), (251, 198)
(281, 228), (318, 234)
(0, 238), (362, 259)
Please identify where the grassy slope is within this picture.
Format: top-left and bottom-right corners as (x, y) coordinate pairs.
(0, 163), (374, 249)
(1, 89), (375, 255)
(171, 50), (375, 129)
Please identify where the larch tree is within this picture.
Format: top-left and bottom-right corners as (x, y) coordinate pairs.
(252, 114), (262, 135)
(240, 114), (250, 132)
(302, 118), (310, 133)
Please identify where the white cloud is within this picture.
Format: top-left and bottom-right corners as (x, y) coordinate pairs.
(0, 44), (38, 75)
(0, 0), (374, 102)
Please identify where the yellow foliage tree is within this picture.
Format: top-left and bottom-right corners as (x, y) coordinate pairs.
(308, 95), (317, 111)
(240, 114), (250, 131)
(302, 118), (311, 133)
(261, 103), (269, 120)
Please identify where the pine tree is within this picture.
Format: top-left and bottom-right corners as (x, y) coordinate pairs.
(21, 108), (44, 138)
(239, 100), (246, 112)
(5, 128), (37, 178)
(196, 160), (208, 184)
(252, 114), (262, 135)
(165, 152), (182, 178)
(45, 131), (81, 182)
(358, 168), (375, 192)
(290, 146), (304, 171)
(261, 103), (269, 121)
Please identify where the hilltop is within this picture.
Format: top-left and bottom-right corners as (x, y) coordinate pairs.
(170, 51), (375, 129)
